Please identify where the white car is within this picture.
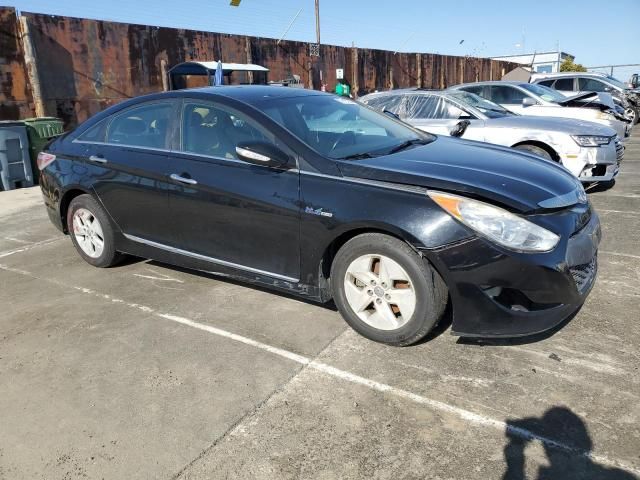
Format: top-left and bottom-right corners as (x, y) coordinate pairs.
(529, 72), (640, 125)
(449, 81), (632, 141)
(360, 89), (624, 183)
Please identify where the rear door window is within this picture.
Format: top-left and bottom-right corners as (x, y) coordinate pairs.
(76, 119), (109, 143)
(553, 78), (575, 91)
(106, 102), (174, 149)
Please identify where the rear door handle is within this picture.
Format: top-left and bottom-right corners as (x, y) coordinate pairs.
(170, 173), (198, 185)
(88, 155), (107, 164)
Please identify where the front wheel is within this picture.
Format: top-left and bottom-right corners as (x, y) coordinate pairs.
(625, 107), (639, 125)
(67, 194), (124, 268)
(330, 233), (448, 346)
(514, 144), (553, 160)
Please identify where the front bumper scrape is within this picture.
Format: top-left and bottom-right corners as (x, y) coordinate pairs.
(421, 212), (601, 338)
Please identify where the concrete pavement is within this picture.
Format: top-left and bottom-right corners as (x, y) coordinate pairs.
(1, 133), (639, 479)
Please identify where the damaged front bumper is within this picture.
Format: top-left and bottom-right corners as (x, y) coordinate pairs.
(561, 137), (623, 183)
(423, 207), (601, 338)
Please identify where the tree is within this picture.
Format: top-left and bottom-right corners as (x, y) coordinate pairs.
(560, 58), (587, 72)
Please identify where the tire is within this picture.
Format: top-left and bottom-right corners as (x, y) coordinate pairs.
(330, 233), (448, 346)
(514, 144), (553, 160)
(67, 194), (124, 268)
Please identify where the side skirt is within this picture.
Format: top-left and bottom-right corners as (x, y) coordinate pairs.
(115, 233), (325, 301)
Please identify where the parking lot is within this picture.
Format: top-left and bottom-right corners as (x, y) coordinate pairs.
(1, 133), (639, 479)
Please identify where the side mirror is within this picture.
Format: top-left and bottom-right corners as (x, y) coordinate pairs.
(522, 97), (537, 107)
(235, 141), (291, 169)
(449, 120), (470, 137)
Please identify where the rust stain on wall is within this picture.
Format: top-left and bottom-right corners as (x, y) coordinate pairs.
(2, 11), (518, 127)
(0, 7), (33, 120)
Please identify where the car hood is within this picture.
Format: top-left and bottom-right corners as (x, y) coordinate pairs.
(336, 135), (583, 213)
(558, 91), (616, 109)
(487, 115), (617, 136)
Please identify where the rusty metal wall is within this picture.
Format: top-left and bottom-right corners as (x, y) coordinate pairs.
(5, 11), (517, 127)
(0, 7), (32, 120)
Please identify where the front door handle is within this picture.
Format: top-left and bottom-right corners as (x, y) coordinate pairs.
(88, 155), (107, 164)
(170, 173), (198, 185)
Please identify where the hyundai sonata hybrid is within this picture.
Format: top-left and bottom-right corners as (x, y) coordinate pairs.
(38, 87), (600, 346)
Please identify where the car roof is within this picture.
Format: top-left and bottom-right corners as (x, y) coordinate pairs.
(452, 81), (527, 87)
(531, 72), (605, 78)
(180, 85), (327, 102)
(363, 88), (445, 97)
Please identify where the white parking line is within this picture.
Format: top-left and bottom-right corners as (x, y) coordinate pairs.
(0, 237), (65, 259)
(0, 262), (638, 476)
(3, 236), (33, 245)
(600, 251), (640, 260)
(596, 209), (638, 215)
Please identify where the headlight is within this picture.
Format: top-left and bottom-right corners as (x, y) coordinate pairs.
(428, 191), (560, 253)
(596, 111), (614, 120)
(571, 135), (612, 147)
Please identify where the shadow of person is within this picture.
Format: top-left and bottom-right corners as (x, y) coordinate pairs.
(502, 406), (638, 480)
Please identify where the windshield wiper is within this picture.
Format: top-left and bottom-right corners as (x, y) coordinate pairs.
(339, 152), (375, 160)
(387, 138), (428, 154)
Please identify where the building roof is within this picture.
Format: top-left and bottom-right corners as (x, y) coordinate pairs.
(491, 51), (573, 59)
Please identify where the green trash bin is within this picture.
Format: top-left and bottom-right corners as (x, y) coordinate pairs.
(23, 117), (64, 184)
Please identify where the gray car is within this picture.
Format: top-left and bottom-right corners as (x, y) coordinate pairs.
(360, 89), (623, 183)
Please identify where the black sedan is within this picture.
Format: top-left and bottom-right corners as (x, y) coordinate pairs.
(37, 86), (600, 346)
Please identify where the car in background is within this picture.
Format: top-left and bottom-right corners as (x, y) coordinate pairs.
(38, 87), (600, 344)
(449, 81), (632, 141)
(530, 72), (640, 125)
(629, 73), (639, 89)
(360, 89), (623, 183)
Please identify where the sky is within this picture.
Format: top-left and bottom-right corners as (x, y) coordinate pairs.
(10, 0), (640, 80)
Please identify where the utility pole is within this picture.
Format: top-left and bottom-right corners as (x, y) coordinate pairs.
(315, 0), (320, 45)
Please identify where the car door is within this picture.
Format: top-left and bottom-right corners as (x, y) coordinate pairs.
(166, 98), (301, 281)
(487, 85), (527, 113)
(75, 100), (178, 244)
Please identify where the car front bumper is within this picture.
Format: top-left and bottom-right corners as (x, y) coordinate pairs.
(561, 138), (622, 183)
(423, 210), (601, 338)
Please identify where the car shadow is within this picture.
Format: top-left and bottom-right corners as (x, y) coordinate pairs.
(501, 406), (637, 480)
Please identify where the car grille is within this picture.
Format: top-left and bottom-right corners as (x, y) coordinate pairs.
(570, 255), (597, 294)
(615, 138), (624, 163)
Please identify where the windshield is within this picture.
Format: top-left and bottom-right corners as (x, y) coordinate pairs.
(520, 83), (567, 103)
(447, 91), (514, 118)
(257, 94), (434, 159)
(603, 74), (628, 90)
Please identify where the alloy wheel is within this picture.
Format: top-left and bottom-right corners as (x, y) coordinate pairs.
(72, 208), (105, 259)
(343, 254), (416, 330)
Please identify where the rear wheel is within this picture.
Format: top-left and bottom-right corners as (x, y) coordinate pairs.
(330, 233), (447, 346)
(514, 144), (553, 161)
(67, 194), (123, 268)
